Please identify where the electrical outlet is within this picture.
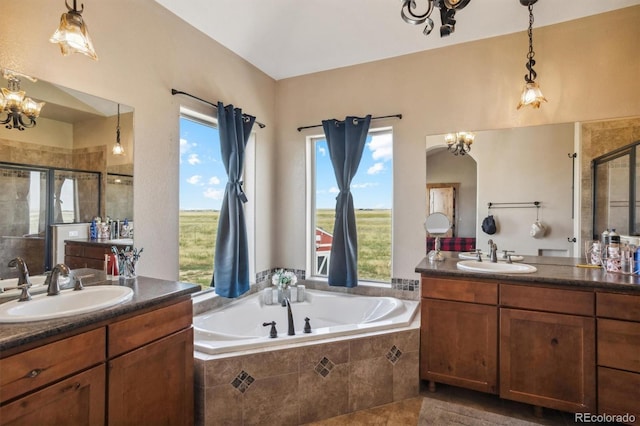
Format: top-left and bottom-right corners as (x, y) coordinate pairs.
(69, 231), (79, 237)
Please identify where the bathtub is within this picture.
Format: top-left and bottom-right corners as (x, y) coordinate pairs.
(193, 289), (419, 355)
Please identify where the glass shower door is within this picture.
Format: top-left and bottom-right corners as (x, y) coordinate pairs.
(0, 165), (48, 277)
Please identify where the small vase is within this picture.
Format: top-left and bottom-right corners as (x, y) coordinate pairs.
(277, 287), (290, 304)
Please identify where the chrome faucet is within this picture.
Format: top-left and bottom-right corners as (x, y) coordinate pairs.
(8, 257), (31, 287)
(488, 240), (498, 263)
(45, 263), (70, 296)
(4, 257), (33, 301)
(281, 297), (295, 336)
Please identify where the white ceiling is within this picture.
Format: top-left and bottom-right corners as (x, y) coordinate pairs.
(153, 0), (640, 80)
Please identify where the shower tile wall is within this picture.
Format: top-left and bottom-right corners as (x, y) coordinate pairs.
(194, 328), (420, 426)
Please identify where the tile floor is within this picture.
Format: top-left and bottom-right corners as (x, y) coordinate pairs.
(305, 382), (587, 425)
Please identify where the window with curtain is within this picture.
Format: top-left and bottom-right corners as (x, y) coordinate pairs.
(309, 127), (393, 283)
(178, 110), (224, 287)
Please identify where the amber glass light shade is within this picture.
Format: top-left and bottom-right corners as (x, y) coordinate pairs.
(50, 11), (98, 60)
(21, 98), (45, 118)
(112, 142), (124, 155)
(517, 81), (547, 110)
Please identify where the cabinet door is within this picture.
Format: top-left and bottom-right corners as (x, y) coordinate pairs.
(108, 327), (194, 426)
(420, 299), (498, 394)
(500, 308), (595, 412)
(0, 364), (105, 426)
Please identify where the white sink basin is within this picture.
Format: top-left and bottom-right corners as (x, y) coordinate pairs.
(456, 260), (537, 274)
(458, 252), (524, 261)
(0, 285), (133, 323)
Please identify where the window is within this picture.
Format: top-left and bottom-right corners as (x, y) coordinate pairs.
(308, 128), (393, 283)
(178, 108), (256, 288)
(178, 110), (223, 287)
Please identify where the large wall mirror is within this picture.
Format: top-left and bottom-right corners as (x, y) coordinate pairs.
(426, 117), (640, 259)
(0, 68), (134, 277)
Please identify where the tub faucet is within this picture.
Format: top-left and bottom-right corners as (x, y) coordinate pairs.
(45, 263), (70, 296)
(282, 297), (295, 336)
(8, 257), (31, 287)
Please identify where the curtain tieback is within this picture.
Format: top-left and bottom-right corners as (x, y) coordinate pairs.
(231, 180), (248, 203)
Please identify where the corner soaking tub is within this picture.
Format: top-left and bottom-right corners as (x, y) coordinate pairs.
(193, 289), (419, 355)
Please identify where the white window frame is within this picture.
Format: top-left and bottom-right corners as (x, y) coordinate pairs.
(178, 107), (256, 286)
(305, 126), (393, 286)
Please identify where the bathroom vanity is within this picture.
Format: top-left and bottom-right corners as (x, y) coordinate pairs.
(416, 255), (640, 423)
(0, 275), (200, 425)
(64, 239), (133, 270)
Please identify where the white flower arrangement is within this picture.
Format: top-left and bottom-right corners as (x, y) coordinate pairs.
(271, 268), (297, 290)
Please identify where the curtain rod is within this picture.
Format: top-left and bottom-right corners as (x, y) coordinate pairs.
(171, 89), (266, 129)
(296, 114), (402, 132)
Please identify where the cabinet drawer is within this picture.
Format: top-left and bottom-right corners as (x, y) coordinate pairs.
(0, 328), (106, 403)
(0, 364), (106, 425)
(598, 318), (640, 372)
(598, 367), (640, 422)
(65, 243), (85, 257)
(421, 277), (497, 305)
(108, 299), (192, 357)
(597, 292), (640, 322)
(500, 284), (594, 316)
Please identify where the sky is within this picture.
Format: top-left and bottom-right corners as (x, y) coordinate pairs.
(179, 116), (393, 210)
(315, 132), (393, 209)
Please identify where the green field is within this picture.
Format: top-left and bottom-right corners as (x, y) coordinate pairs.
(178, 208), (392, 287)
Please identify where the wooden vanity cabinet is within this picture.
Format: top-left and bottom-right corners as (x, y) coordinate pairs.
(596, 292), (640, 423)
(0, 297), (194, 426)
(0, 328), (107, 425)
(420, 277), (498, 394)
(107, 298), (194, 426)
(499, 284), (595, 413)
(64, 241), (128, 270)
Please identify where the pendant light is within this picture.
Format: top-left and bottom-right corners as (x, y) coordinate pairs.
(517, 0), (546, 110)
(112, 104), (124, 155)
(50, 0), (98, 60)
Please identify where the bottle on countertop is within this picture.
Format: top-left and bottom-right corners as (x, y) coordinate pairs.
(90, 220), (97, 240)
(608, 229), (620, 258)
(601, 229), (610, 259)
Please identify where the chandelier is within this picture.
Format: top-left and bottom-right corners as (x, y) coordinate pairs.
(445, 132), (474, 156)
(0, 71), (45, 131)
(517, 0), (546, 109)
(50, 0), (98, 60)
(401, 0), (472, 37)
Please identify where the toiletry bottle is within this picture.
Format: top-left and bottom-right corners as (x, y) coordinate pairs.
(608, 229), (620, 258)
(90, 220), (97, 240)
(601, 229), (610, 260)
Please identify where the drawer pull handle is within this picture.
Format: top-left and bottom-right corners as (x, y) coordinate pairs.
(25, 368), (43, 378)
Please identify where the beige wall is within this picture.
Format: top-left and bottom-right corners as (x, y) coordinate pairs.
(2, 3), (639, 282)
(0, 0), (277, 280)
(276, 7), (640, 280)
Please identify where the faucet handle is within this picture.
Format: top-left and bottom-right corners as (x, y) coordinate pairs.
(501, 250), (515, 259)
(1, 283), (32, 302)
(263, 321), (278, 338)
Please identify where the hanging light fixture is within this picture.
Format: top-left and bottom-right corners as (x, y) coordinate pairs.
(112, 104), (124, 155)
(50, 0), (98, 60)
(401, 0), (472, 37)
(445, 132), (474, 156)
(0, 71), (45, 131)
(517, 0), (546, 110)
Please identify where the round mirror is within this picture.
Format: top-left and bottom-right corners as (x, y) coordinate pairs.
(424, 212), (451, 235)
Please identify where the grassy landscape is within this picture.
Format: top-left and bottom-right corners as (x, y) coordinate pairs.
(179, 208), (392, 287)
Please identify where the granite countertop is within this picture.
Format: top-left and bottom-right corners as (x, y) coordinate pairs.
(66, 238), (134, 247)
(0, 271), (201, 353)
(415, 252), (640, 293)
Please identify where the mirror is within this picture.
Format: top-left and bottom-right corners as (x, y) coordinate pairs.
(425, 212), (450, 262)
(0, 69), (134, 278)
(426, 117), (640, 259)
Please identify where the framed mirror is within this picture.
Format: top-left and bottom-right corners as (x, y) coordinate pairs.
(0, 69), (134, 277)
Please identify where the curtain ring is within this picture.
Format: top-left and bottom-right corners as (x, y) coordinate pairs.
(352, 118), (359, 125)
